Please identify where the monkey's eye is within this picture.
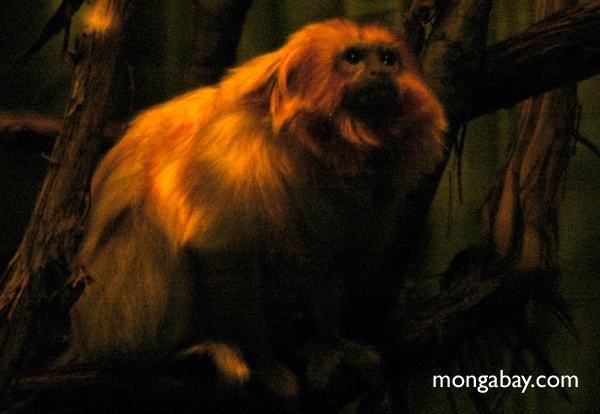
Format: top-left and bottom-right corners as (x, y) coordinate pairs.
(343, 48), (364, 65)
(379, 50), (398, 66)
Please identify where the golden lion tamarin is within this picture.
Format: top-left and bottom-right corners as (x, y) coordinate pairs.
(65, 18), (446, 409)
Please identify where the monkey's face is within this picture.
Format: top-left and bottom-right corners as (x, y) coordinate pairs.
(232, 19), (445, 159)
(262, 21), (410, 130)
(337, 42), (403, 123)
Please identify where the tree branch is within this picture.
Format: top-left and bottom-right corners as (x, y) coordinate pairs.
(0, 111), (63, 138)
(473, 0), (600, 119)
(0, 111), (123, 145)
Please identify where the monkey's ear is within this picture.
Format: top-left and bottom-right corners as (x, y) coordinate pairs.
(222, 51), (282, 101)
(270, 45), (305, 132)
(220, 42), (303, 132)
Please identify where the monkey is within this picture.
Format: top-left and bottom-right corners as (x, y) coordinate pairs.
(64, 18), (446, 410)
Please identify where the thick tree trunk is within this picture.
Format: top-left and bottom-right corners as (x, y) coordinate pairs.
(397, 0), (580, 379)
(0, 0), (132, 394)
(184, 0), (254, 88)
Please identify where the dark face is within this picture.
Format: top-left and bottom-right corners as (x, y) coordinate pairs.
(338, 42), (402, 122)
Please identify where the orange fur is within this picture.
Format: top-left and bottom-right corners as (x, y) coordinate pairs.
(66, 19), (446, 392)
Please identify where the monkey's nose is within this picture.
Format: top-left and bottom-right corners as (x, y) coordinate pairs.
(369, 68), (392, 79)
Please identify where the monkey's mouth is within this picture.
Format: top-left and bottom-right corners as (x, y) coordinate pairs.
(341, 79), (401, 121)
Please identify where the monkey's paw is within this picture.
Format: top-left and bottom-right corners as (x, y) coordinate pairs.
(176, 342), (251, 386)
(173, 342), (301, 413)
